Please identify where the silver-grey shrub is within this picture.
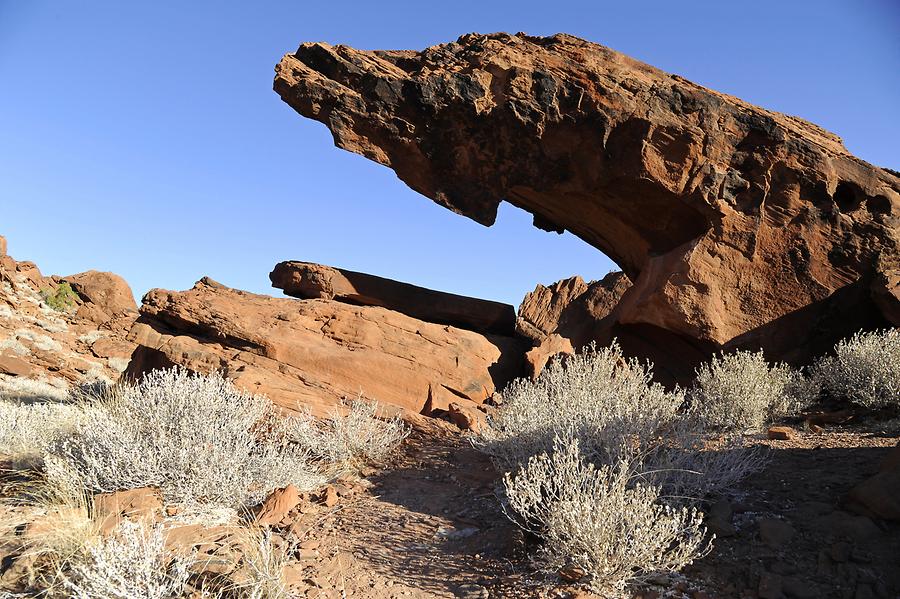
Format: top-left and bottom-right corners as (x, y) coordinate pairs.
(61, 520), (192, 599)
(691, 350), (809, 432)
(47, 368), (323, 508)
(285, 398), (408, 471)
(476, 342), (683, 472)
(476, 342), (760, 502)
(811, 328), (900, 409)
(503, 437), (710, 595)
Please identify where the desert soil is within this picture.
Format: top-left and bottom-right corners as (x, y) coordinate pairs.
(295, 424), (900, 599)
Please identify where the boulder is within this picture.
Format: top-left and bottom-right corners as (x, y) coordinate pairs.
(62, 270), (138, 322)
(275, 32), (899, 377)
(517, 271), (631, 345)
(524, 333), (573, 379)
(270, 261), (516, 336)
(0, 236), (6, 257)
(845, 442), (900, 521)
(125, 279), (524, 416)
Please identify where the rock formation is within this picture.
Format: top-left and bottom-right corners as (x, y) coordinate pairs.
(126, 277), (524, 417)
(275, 32), (899, 378)
(271, 261), (515, 335)
(0, 236), (137, 386)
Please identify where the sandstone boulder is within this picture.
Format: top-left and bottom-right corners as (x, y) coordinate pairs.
(62, 270), (138, 323)
(275, 32), (899, 377)
(126, 279), (524, 416)
(271, 260), (515, 335)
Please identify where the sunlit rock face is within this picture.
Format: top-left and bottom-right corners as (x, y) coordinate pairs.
(275, 32), (899, 381)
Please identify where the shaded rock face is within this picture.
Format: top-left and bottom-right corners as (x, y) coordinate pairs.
(517, 271), (631, 346)
(275, 32), (899, 375)
(271, 261), (515, 335)
(126, 279), (524, 417)
(0, 240), (137, 386)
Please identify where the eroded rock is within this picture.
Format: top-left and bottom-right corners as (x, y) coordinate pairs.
(126, 278), (524, 416)
(275, 32), (900, 376)
(271, 261), (516, 335)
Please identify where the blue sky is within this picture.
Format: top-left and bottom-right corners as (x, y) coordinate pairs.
(1, 1), (897, 307)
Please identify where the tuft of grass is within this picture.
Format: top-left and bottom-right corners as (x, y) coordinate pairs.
(503, 437), (711, 595)
(40, 283), (78, 313)
(690, 350), (811, 432)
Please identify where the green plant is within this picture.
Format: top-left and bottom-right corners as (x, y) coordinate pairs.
(40, 283), (78, 313)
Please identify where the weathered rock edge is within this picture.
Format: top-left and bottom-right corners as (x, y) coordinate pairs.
(270, 260), (516, 335)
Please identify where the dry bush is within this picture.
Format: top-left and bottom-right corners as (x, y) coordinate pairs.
(285, 398), (408, 471)
(503, 437), (710, 596)
(476, 342), (683, 472)
(46, 368), (324, 508)
(227, 526), (298, 599)
(811, 328), (900, 409)
(690, 350), (810, 432)
(61, 520), (192, 599)
(0, 400), (84, 459)
(476, 343), (761, 502)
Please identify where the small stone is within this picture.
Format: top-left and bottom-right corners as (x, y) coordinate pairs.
(783, 577), (818, 599)
(255, 485), (301, 526)
(759, 517), (796, 548)
(758, 572), (783, 599)
(321, 485), (339, 508)
(299, 539), (321, 550)
(767, 426), (794, 440)
(829, 542), (852, 562)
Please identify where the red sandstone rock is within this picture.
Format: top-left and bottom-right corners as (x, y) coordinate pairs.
(271, 261), (515, 336)
(62, 270), (138, 321)
(256, 484), (302, 526)
(767, 426), (794, 441)
(126, 279), (524, 416)
(275, 32), (899, 377)
(524, 333), (574, 379)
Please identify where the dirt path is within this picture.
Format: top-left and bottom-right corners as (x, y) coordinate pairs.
(297, 426), (900, 599)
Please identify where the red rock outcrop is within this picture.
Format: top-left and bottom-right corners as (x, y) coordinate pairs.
(0, 238), (137, 387)
(275, 32), (899, 377)
(125, 278), (524, 417)
(516, 271), (631, 346)
(271, 261), (515, 335)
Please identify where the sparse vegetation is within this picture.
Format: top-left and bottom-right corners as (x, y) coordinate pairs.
(60, 520), (193, 599)
(476, 342), (768, 594)
(503, 437), (711, 595)
(40, 283), (78, 313)
(46, 368), (324, 507)
(285, 398), (409, 472)
(811, 328), (900, 409)
(690, 350), (810, 432)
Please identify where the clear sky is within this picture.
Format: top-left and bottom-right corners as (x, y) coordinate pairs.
(1, 1), (897, 307)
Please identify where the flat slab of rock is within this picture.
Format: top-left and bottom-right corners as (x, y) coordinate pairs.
(126, 279), (524, 416)
(270, 261), (516, 336)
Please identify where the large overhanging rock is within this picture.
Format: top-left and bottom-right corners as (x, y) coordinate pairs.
(275, 32), (899, 376)
(125, 278), (524, 417)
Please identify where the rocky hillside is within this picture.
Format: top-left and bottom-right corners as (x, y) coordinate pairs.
(275, 32), (900, 382)
(0, 235), (137, 390)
